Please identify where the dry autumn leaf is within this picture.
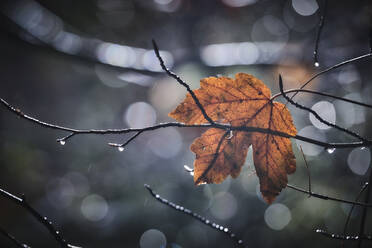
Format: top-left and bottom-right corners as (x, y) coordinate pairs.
(169, 73), (297, 204)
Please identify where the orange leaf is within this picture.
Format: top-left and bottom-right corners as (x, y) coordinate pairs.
(169, 73), (297, 204)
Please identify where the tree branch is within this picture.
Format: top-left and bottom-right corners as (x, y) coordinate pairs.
(152, 39), (215, 125)
(286, 184), (372, 207)
(289, 53), (372, 100)
(313, 0), (328, 67)
(0, 188), (81, 248)
(341, 182), (369, 248)
(144, 184), (244, 247)
(315, 229), (372, 241)
(279, 75), (369, 143)
(1, 97), (370, 149)
(0, 226), (31, 248)
(357, 166), (372, 247)
(271, 88), (372, 109)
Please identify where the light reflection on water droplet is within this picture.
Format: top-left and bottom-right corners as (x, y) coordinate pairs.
(59, 140), (66, 146)
(226, 130), (233, 139)
(326, 148), (335, 154)
(314, 62), (320, 67)
(118, 147), (124, 152)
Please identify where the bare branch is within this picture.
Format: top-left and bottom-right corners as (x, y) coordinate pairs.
(152, 39), (215, 125)
(286, 184), (372, 207)
(108, 131), (144, 150)
(279, 75), (369, 143)
(357, 166), (372, 247)
(342, 182), (369, 248)
(1, 97), (370, 149)
(271, 88), (372, 109)
(290, 53), (372, 100)
(0, 226), (31, 248)
(299, 146), (312, 196)
(313, 0), (328, 67)
(144, 184), (244, 247)
(0, 188), (81, 248)
(316, 229), (372, 241)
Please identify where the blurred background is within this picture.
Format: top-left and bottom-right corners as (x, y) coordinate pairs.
(0, 0), (371, 247)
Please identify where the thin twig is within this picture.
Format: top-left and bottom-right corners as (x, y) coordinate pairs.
(279, 75), (369, 143)
(286, 184), (372, 207)
(152, 39), (215, 125)
(144, 184), (244, 247)
(341, 182), (369, 248)
(299, 146), (311, 196)
(313, 0), (328, 67)
(0, 188), (81, 248)
(289, 53), (372, 100)
(271, 88), (372, 109)
(315, 229), (372, 241)
(357, 166), (372, 247)
(108, 131), (144, 149)
(0, 226), (31, 248)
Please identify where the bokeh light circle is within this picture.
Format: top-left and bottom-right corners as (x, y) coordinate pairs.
(264, 203), (291, 230)
(139, 229), (167, 248)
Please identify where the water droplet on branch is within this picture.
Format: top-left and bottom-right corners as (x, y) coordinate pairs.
(59, 140), (66, 146)
(314, 62), (320, 67)
(118, 147), (124, 152)
(326, 148), (336, 154)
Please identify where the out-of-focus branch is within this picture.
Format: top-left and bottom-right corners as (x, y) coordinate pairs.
(0, 188), (81, 248)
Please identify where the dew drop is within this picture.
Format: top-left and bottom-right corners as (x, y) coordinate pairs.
(316, 229), (321, 233)
(224, 228), (229, 232)
(314, 62), (320, 67)
(361, 147), (366, 150)
(59, 140), (66, 146)
(155, 194), (160, 199)
(226, 130), (233, 140)
(238, 240), (243, 244)
(355, 236), (359, 240)
(118, 147), (124, 152)
(184, 165), (194, 176)
(56, 231), (59, 235)
(331, 234), (335, 238)
(205, 220), (210, 224)
(326, 147), (336, 154)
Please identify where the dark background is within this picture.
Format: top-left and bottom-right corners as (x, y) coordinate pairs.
(0, 0), (371, 247)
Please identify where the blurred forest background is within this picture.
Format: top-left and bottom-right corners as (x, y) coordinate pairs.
(0, 0), (371, 247)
